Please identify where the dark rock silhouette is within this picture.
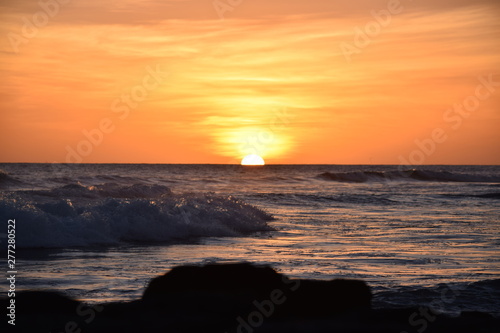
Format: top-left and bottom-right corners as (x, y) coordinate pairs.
(2, 263), (498, 333)
(16, 291), (81, 314)
(143, 262), (371, 322)
(143, 262), (284, 300)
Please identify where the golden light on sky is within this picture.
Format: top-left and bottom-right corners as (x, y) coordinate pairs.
(1, 0), (499, 164)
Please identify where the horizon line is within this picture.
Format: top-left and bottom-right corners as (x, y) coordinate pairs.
(1, 162), (499, 166)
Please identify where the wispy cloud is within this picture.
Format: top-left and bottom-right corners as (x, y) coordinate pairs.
(1, 1), (498, 163)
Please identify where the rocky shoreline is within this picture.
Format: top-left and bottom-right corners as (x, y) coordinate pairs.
(3, 263), (498, 332)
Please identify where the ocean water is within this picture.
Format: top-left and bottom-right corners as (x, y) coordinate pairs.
(1, 164), (499, 316)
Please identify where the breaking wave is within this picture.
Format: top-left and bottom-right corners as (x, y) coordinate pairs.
(0, 183), (274, 248)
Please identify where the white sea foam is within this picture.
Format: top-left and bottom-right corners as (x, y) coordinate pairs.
(0, 184), (273, 248)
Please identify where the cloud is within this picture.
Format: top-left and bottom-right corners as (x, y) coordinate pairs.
(0, 1), (499, 163)
(2, 0), (499, 25)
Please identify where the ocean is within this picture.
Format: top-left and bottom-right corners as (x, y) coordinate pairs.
(1, 164), (499, 317)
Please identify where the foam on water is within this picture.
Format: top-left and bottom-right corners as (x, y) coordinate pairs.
(0, 183), (274, 248)
(1, 164), (499, 312)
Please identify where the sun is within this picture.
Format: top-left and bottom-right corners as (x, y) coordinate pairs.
(241, 154), (265, 166)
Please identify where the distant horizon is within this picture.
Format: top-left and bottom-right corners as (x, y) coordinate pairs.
(1, 162), (499, 166)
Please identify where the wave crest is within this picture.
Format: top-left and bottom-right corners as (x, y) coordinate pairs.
(318, 169), (500, 183)
(0, 184), (274, 248)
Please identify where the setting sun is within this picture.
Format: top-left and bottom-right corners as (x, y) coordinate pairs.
(1, 1), (499, 331)
(0, 0), (499, 166)
(241, 154), (265, 166)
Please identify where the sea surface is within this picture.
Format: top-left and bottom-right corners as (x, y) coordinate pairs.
(1, 164), (499, 316)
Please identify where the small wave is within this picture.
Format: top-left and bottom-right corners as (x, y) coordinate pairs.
(48, 174), (140, 185)
(249, 193), (396, 206)
(474, 192), (500, 199)
(318, 169), (500, 183)
(0, 184), (274, 248)
(440, 192), (500, 200)
(374, 279), (500, 316)
(28, 183), (172, 199)
(0, 169), (23, 188)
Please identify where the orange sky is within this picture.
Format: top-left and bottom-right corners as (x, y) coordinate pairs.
(1, 0), (499, 164)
